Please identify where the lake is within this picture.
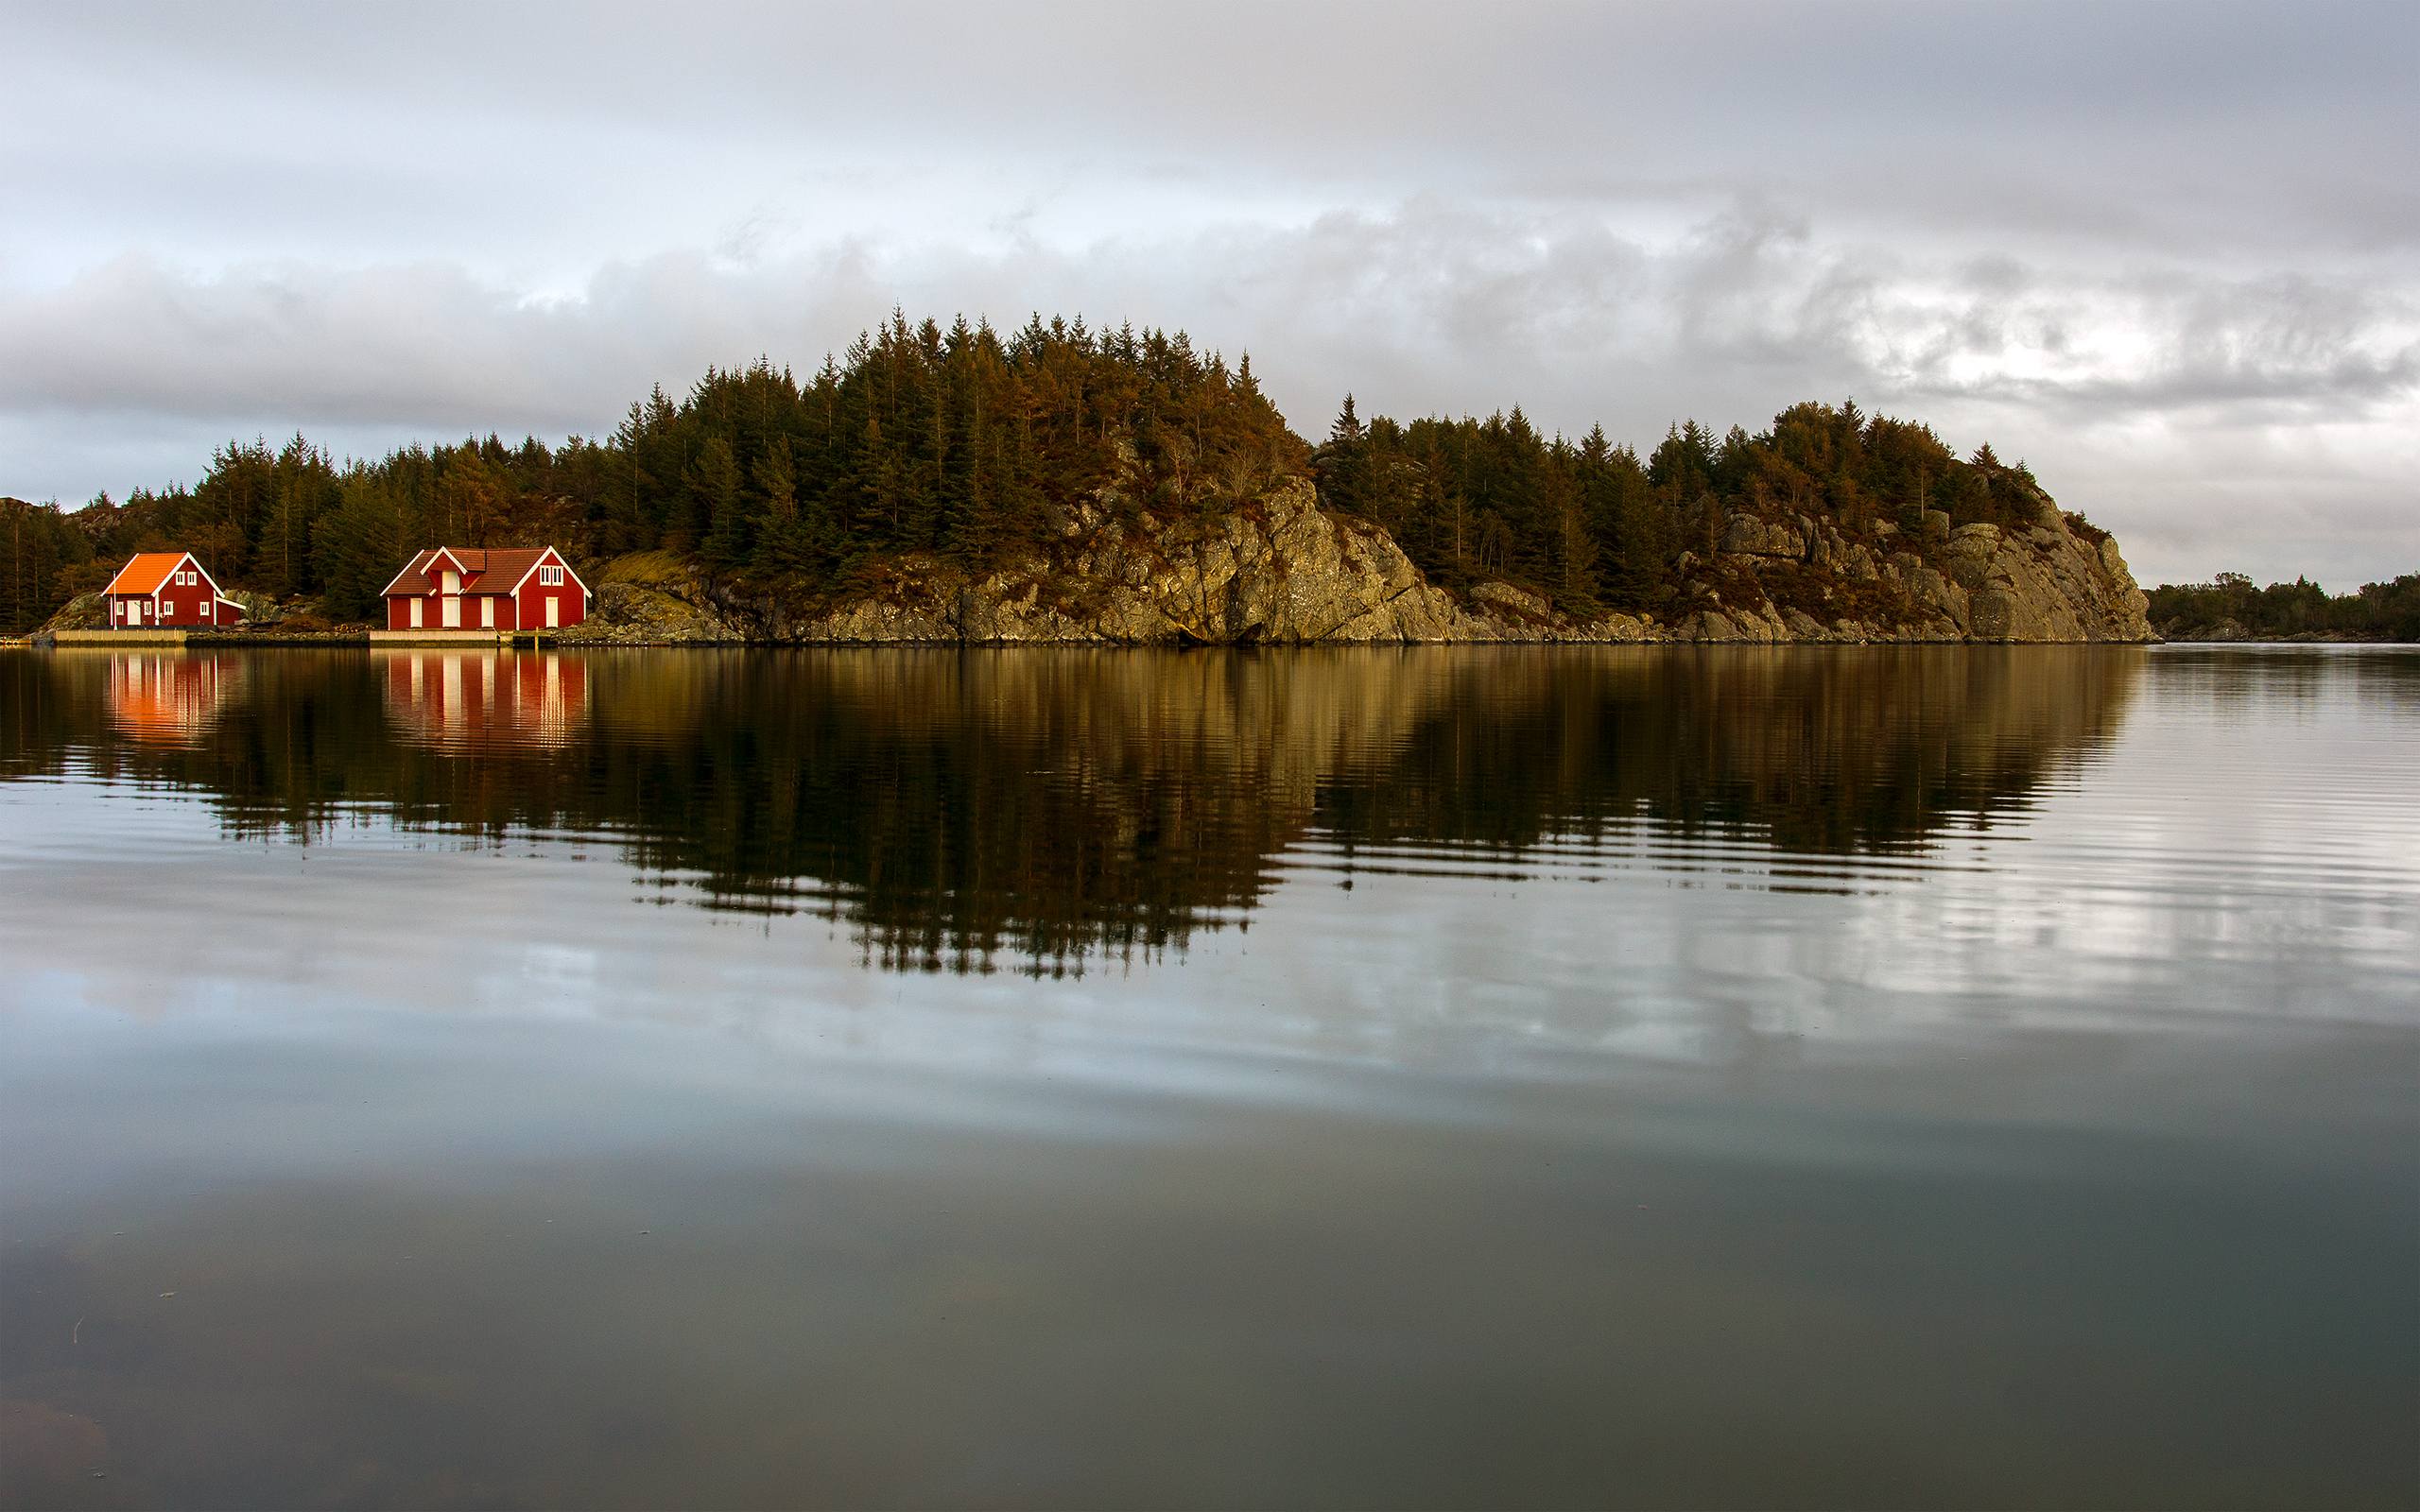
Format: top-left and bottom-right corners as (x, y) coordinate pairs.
(1, 644), (2414, 1509)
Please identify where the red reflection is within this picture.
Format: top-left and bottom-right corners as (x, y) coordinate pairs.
(106, 653), (238, 746)
(380, 651), (591, 750)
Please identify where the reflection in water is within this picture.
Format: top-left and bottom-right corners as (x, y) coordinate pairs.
(0, 645), (2415, 1508)
(101, 651), (239, 747)
(380, 649), (590, 750)
(4, 647), (2138, 972)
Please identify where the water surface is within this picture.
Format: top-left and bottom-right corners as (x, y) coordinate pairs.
(2, 645), (2414, 1508)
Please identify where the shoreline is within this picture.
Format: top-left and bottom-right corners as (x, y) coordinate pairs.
(26, 629), (2175, 650)
(16, 631), (2214, 652)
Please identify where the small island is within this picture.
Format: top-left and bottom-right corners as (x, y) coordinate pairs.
(7, 313), (2160, 644)
(2147, 573), (2420, 643)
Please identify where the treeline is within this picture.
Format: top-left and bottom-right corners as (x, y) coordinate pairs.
(1315, 397), (2060, 615)
(2147, 573), (2420, 642)
(2, 495), (94, 634)
(6, 309), (2082, 631)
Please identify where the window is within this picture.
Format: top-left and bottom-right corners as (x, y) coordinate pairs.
(539, 564), (562, 586)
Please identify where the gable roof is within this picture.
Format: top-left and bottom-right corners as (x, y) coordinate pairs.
(104, 552), (195, 597)
(381, 546), (559, 597)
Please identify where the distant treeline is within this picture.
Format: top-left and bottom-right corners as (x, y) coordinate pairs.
(9, 310), (2079, 632)
(2146, 573), (2420, 643)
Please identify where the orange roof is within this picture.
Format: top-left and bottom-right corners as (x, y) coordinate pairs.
(103, 553), (190, 596)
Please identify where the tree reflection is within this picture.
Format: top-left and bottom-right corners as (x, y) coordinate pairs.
(0, 646), (2141, 973)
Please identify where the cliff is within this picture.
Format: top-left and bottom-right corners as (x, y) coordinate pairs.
(565, 475), (2153, 646)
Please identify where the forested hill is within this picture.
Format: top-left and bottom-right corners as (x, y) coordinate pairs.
(8, 310), (2106, 635)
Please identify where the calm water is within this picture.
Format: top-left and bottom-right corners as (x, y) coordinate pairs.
(1, 645), (2414, 1509)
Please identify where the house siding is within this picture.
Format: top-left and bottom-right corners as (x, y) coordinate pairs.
(514, 560), (586, 630)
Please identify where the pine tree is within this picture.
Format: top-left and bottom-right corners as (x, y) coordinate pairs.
(693, 437), (747, 572)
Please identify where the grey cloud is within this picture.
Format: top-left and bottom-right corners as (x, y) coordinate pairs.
(9, 3), (2414, 273)
(2, 1), (2414, 587)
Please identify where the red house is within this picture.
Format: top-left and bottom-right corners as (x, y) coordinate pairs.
(101, 552), (245, 629)
(381, 546), (589, 632)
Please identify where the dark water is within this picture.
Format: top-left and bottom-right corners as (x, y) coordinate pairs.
(1, 645), (2413, 1509)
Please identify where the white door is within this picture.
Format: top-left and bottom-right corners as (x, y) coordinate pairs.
(409, 598), (424, 628)
(545, 596), (560, 627)
(480, 598), (495, 628)
(442, 595), (461, 627)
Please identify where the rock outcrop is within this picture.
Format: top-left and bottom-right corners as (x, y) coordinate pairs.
(35, 593), (108, 633)
(562, 475), (2152, 647)
(1666, 489), (2151, 645)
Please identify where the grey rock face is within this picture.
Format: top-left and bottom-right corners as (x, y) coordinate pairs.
(765, 480), (1642, 645)
(1927, 516), (2152, 643)
(1720, 512), (1808, 559)
(561, 579), (752, 645)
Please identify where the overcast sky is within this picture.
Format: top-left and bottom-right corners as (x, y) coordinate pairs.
(3, 1), (2412, 587)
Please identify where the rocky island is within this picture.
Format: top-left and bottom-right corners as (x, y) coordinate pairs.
(570, 471), (2150, 646)
(6, 313), (2152, 644)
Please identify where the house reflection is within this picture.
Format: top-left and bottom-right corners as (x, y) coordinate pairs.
(106, 652), (239, 746)
(380, 651), (590, 750)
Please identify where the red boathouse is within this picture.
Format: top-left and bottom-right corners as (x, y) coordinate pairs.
(101, 552), (244, 629)
(381, 547), (589, 632)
